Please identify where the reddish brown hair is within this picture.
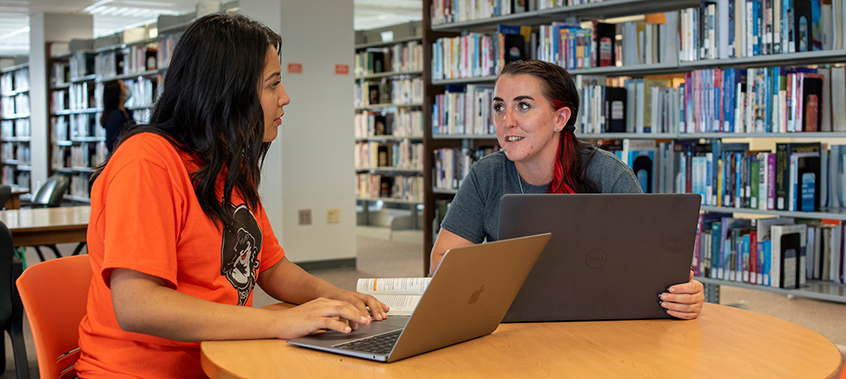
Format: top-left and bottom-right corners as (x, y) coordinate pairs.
(497, 60), (598, 193)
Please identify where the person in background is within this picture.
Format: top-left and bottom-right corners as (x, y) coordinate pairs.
(429, 59), (704, 320)
(76, 13), (389, 378)
(101, 79), (135, 155)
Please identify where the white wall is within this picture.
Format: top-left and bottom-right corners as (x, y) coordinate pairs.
(28, 13), (93, 188)
(241, 0), (357, 263)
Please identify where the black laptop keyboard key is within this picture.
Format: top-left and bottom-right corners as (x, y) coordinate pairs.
(334, 330), (401, 355)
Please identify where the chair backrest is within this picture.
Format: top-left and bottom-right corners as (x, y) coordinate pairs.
(0, 184), (11, 210)
(0, 220), (15, 322)
(17, 255), (92, 379)
(30, 175), (70, 208)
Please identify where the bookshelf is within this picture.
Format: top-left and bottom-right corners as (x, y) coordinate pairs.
(354, 24), (425, 224)
(420, 0), (846, 301)
(49, 19), (184, 202)
(0, 62), (32, 192)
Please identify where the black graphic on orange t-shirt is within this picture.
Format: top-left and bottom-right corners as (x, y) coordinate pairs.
(220, 204), (262, 306)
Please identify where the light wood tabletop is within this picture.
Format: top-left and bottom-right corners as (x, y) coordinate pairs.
(201, 302), (843, 378)
(0, 206), (90, 246)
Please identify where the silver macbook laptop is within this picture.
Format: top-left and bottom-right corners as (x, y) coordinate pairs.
(499, 193), (700, 322)
(287, 233), (551, 362)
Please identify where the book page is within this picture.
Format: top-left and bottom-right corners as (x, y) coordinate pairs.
(367, 294), (422, 316)
(356, 277), (431, 295)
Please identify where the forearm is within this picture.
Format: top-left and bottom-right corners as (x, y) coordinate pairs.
(258, 257), (339, 304)
(112, 271), (283, 342)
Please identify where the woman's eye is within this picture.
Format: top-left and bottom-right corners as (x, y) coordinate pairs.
(518, 102), (530, 110)
(493, 104), (503, 112)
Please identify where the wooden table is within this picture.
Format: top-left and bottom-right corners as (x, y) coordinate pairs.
(0, 206), (90, 247)
(201, 303), (843, 378)
(4, 187), (29, 210)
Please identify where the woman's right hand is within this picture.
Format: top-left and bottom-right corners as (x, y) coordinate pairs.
(274, 297), (371, 339)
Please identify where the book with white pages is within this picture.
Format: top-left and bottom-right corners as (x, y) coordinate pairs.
(356, 277), (432, 316)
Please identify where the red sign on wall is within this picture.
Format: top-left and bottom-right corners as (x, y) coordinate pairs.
(287, 63), (303, 74)
(335, 64), (349, 75)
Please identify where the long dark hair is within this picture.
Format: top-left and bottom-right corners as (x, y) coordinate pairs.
(497, 60), (598, 194)
(100, 80), (122, 127)
(94, 13), (282, 228)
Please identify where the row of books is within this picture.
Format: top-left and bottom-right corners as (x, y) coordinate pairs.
(676, 66), (846, 134)
(694, 215), (846, 287)
(431, 0), (531, 26)
(69, 82), (97, 111)
(354, 109), (424, 139)
(354, 77), (423, 107)
(51, 62), (70, 87)
(354, 141), (424, 171)
(0, 68), (28, 93)
(433, 146), (500, 190)
(70, 173), (91, 198)
(51, 90), (69, 113)
(1, 93), (29, 118)
(67, 113), (105, 140)
(66, 142), (107, 169)
(0, 119), (30, 139)
(354, 41), (424, 77)
(123, 77), (159, 109)
(157, 32), (182, 71)
(580, 64), (846, 135)
(575, 78), (685, 135)
(432, 84), (495, 136)
(1, 168), (29, 188)
(1, 143), (30, 164)
(356, 173), (424, 202)
(537, 0), (606, 9)
(431, 15), (679, 81)
(129, 108), (152, 125)
(674, 141), (846, 213)
(680, 0), (846, 62)
(70, 51), (96, 79)
(95, 44), (159, 78)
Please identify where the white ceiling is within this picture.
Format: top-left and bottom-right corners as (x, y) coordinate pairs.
(0, 0), (422, 57)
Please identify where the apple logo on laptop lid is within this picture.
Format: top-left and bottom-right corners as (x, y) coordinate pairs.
(468, 285), (484, 305)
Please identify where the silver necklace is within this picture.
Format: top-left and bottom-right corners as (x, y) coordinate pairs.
(517, 170), (525, 194)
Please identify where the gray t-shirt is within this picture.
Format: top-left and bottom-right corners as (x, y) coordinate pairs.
(440, 148), (643, 243)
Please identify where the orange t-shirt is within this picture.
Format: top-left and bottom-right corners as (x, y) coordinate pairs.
(76, 133), (285, 378)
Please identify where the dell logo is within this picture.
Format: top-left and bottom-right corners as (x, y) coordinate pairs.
(585, 249), (607, 269)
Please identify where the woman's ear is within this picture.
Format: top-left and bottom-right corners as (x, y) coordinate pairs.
(556, 107), (572, 130)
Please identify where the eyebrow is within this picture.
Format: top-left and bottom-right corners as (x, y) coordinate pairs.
(265, 72), (281, 82)
(492, 95), (535, 102)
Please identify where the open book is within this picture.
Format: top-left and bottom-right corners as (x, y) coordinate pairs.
(356, 277), (432, 316)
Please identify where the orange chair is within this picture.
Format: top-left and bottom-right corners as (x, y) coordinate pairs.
(16, 255), (91, 379)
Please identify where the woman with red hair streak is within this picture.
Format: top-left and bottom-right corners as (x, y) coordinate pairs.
(429, 60), (704, 319)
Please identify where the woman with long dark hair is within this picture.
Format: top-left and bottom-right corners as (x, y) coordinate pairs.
(77, 13), (388, 378)
(429, 60), (704, 319)
(100, 79), (134, 154)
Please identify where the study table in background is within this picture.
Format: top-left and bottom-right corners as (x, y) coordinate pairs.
(3, 187), (30, 210)
(201, 303), (843, 378)
(0, 206), (89, 246)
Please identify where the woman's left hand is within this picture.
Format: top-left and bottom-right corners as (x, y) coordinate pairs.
(659, 270), (704, 320)
(323, 289), (390, 322)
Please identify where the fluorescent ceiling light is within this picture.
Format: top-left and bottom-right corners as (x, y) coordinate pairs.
(0, 27), (29, 42)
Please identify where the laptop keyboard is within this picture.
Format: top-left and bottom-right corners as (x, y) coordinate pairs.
(333, 330), (401, 355)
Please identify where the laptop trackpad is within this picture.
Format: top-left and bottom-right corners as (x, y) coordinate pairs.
(302, 316), (410, 343)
